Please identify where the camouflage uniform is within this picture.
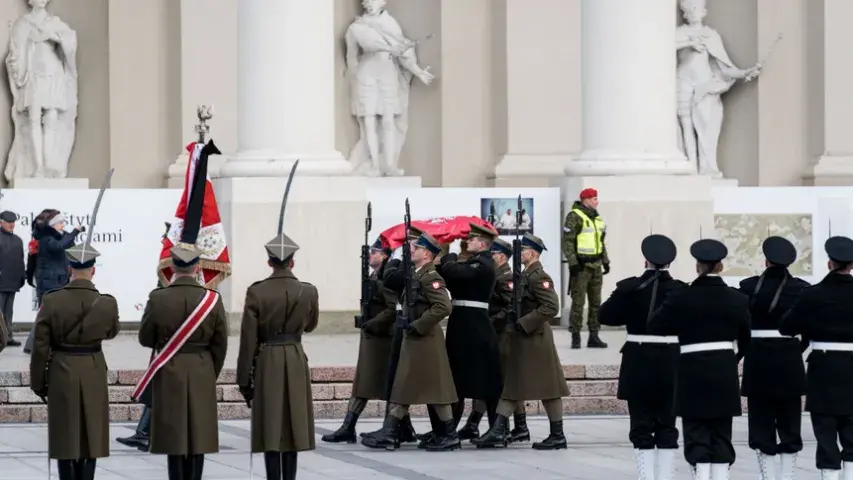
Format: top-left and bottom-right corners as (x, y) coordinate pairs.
(562, 201), (609, 339)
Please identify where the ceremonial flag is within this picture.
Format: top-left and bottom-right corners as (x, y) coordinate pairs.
(380, 215), (496, 250)
(157, 141), (231, 288)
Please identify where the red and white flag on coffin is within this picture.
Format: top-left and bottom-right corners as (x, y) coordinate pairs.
(157, 141), (231, 288)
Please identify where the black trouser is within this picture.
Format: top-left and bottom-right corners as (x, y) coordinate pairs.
(747, 396), (803, 455)
(167, 454), (204, 480)
(810, 412), (853, 470)
(628, 400), (679, 449)
(0, 292), (15, 341)
(57, 459), (97, 480)
(682, 417), (735, 465)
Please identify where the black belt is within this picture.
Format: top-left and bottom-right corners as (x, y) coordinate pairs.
(52, 344), (102, 355)
(179, 343), (210, 354)
(263, 333), (302, 346)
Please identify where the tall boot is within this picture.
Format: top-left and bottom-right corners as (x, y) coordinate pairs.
(166, 455), (184, 480)
(457, 411), (483, 440)
(532, 420), (567, 450)
(779, 453), (796, 480)
(321, 411), (359, 443)
(709, 463), (729, 480)
(57, 459), (76, 480)
(398, 414), (417, 443)
(80, 459), (97, 480)
(182, 455), (194, 480)
(471, 414), (509, 448)
(656, 448), (676, 480)
(264, 452), (281, 480)
(485, 400), (498, 428)
(634, 449), (655, 480)
(693, 464), (711, 480)
(587, 330), (608, 348)
(571, 332), (581, 349)
(191, 455), (204, 480)
(450, 401), (464, 430)
(509, 412), (530, 443)
(755, 450), (776, 480)
(360, 415), (401, 450)
(73, 459), (85, 479)
(424, 419), (462, 452)
(282, 452), (298, 480)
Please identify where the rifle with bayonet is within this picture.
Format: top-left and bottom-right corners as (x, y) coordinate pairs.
(355, 203), (372, 328)
(397, 199), (416, 330)
(507, 195), (524, 330)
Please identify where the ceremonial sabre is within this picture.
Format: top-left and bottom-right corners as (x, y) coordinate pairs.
(82, 168), (115, 256)
(277, 160), (300, 235)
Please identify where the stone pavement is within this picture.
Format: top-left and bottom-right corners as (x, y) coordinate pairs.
(0, 416), (820, 479)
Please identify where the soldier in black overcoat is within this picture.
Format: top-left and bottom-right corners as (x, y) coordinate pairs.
(647, 239), (751, 480)
(779, 236), (853, 479)
(599, 234), (686, 480)
(436, 223), (503, 434)
(738, 236), (809, 479)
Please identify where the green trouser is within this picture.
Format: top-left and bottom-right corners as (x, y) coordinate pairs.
(569, 265), (603, 333)
(497, 399), (561, 421)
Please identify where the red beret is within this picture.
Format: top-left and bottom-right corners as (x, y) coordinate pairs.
(579, 188), (598, 200)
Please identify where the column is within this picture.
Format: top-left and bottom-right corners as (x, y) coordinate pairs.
(565, 0), (692, 176)
(803, 0), (853, 185)
(217, 0), (350, 177)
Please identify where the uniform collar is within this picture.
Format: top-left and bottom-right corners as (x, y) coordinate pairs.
(170, 276), (201, 287)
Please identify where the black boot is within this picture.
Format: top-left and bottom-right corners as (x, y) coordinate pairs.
(571, 332), (581, 349)
(425, 419), (462, 452)
(117, 407), (150, 450)
(264, 452), (281, 480)
(190, 455), (204, 480)
(532, 420), (567, 450)
(57, 460), (76, 480)
(471, 414), (509, 448)
(321, 411), (359, 443)
(282, 452), (298, 480)
(78, 459), (96, 480)
(398, 414), (417, 443)
(360, 415), (401, 450)
(457, 411), (483, 440)
(166, 455), (184, 480)
(416, 431), (435, 449)
(510, 412), (531, 443)
(587, 331), (608, 348)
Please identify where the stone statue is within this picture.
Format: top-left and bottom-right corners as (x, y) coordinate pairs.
(676, 0), (761, 178)
(5, 0), (78, 181)
(344, 0), (434, 177)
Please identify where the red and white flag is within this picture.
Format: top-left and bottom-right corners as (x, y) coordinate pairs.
(157, 141), (231, 288)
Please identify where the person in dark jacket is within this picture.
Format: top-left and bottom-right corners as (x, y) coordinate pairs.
(738, 236), (809, 480)
(0, 210), (26, 346)
(23, 209), (83, 353)
(599, 234), (686, 480)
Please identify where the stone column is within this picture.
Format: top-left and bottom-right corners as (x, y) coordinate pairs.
(217, 0), (350, 177)
(565, 0), (691, 176)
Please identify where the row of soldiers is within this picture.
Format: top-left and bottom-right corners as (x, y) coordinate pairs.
(322, 222), (570, 451)
(599, 232), (853, 480)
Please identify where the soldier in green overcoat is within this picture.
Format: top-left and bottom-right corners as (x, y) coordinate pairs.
(322, 238), (397, 443)
(30, 241), (120, 480)
(236, 230), (319, 480)
(474, 233), (569, 450)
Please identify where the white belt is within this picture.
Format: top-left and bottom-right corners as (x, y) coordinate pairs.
(811, 342), (853, 352)
(395, 304), (402, 311)
(625, 334), (679, 344)
(451, 300), (489, 310)
(680, 341), (735, 354)
(751, 330), (792, 339)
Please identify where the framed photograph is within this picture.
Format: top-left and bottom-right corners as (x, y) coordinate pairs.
(480, 197), (534, 235)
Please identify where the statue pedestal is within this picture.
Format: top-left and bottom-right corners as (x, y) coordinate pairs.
(213, 175), (421, 317)
(12, 177), (90, 189)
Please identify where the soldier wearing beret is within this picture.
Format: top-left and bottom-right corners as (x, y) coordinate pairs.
(738, 236), (809, 479)
(437, 223), (503, 441)
(474, 234), (569, 450)
(236, 227), (319, 480)
(562, 188), (609, 349)
(361, 232), (460, 452)
(779, 236), (853, 479)
(647, 238), (751, 480)
(323, 238), (397, 444)
(599, 234), (687, 480)
(30, 234), (120, 480)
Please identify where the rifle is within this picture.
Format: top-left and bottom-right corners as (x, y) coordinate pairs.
(396, 199), (416, 330)
(355, 202), (372, 328)
(508, 195), (524, 329)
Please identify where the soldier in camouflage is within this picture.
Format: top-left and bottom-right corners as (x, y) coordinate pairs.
(562, 188), (608, 349)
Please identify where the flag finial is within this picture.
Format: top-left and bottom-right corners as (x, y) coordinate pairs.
(195, 105), (213, 143)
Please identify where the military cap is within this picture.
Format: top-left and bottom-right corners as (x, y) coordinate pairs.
(642, 234), (676, 267)
(690, 239), (728, 264)
(0, 211), (18, 222)
(65, 243), (100, 269)
(370, 237), (392, 255)
(825, 236), (853, 264)
(406, 225), (424, 241)
(413, 232), (441, 255)
(521, 233), (547, 253)
(265, 232), (300, 263)
(468, 222), (498, 241)
(491, 238), (512, 258)
(762, 236), (797, 267)
(171, 242), (203, 268)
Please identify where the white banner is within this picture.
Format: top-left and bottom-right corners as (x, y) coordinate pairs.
(2, 189), (182, 323)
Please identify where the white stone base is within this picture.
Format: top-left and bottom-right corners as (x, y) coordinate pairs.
(565, 150), (695, 176)
(560, 175), (714, 322)
(11, 177), (90, 189)
(213, 175), (421, 316)
(710, 177), (739, 188)
(217, 150), (353, 177)
(803, 155), (853, 186)
(493, 154), (571, 187)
